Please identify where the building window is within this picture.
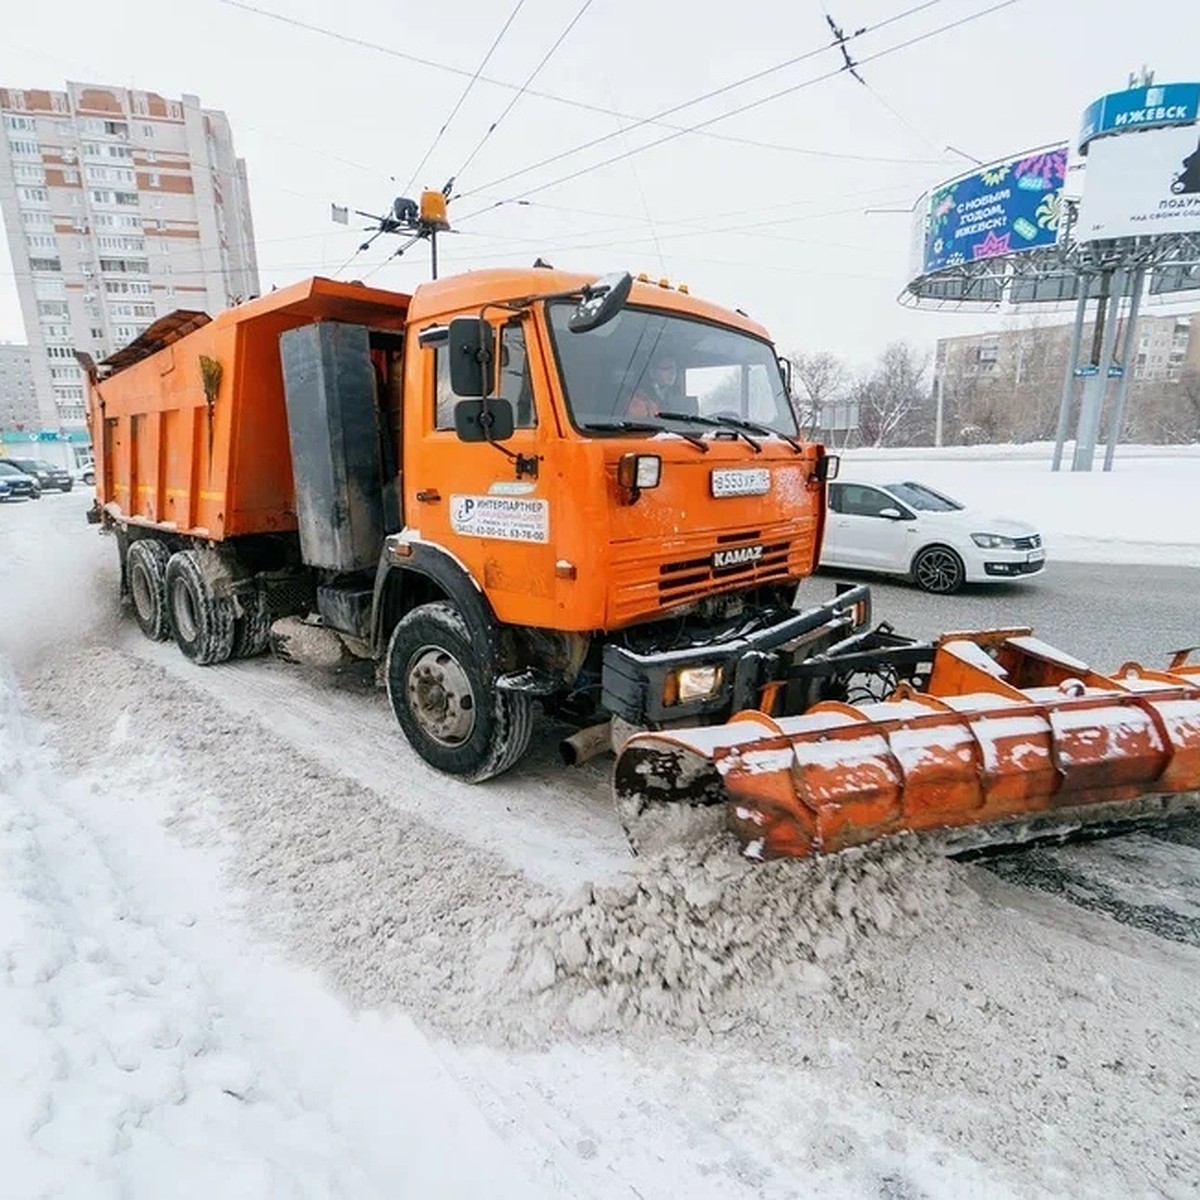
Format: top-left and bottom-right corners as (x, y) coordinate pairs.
(8, 137), (39, 156)
(149, 171), (160, 187)
(47, 346), (77, 359)
(143, 124), (154, 138)
(27, 233), (57, 251)
(38, 300), (69, 316)
(14, 163), (45, 183)
(51, 93), (68, 114)
(28, 257), (62, 272)
(18, 186), (49, 204)
(22, 210), (53, 227)
(90, 327), (104, 339)
(146, 149), (157, 163)
(115, 191), (139, 206)
(4, 114), (34, 130)
(104, 120), (128, 138)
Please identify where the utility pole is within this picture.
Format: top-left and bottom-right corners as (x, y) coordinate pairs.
(1072, 268), (1126, 471)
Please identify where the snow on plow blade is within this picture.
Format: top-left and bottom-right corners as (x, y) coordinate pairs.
(613, 633), (1200, 860)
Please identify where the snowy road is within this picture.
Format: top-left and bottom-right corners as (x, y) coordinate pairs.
(2, 485), (1200, 1198)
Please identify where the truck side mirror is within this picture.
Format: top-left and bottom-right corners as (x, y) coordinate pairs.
(448, 317), (496, 397)
(569, 271), (633, 333)
(454, 398), (515, 443)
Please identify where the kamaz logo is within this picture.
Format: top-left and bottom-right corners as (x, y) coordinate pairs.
(713, 545), (763, 569)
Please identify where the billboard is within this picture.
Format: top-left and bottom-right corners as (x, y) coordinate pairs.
(1079, 82), (1200, 153)
(1076, 124), (1200, 241)
(922, 146), (1068, 275)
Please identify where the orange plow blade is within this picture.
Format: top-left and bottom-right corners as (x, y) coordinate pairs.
(613, 634), (1200, 860)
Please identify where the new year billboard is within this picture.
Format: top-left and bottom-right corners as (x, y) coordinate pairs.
(1076, 123), (1200, 241)
(921, 145), (1068, 275)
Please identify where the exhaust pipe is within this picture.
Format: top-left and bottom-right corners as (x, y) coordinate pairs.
(559, 720), (614, 767)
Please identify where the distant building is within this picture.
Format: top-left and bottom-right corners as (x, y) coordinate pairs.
(0, 80), (259, 432)
(937, 310), (1200, 389)
(0, 341), (37, 426)
(934, 310), (1200, 443)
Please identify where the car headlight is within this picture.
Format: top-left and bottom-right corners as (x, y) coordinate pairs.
(664, 664), (724, 705)
(971, 533), (1018, 549)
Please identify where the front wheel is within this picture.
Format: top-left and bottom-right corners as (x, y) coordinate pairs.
(912, 545), (965, 594)
(386, 601), (534, 781)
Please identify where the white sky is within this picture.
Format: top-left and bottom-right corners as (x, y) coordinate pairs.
(2, 0), (1198, 367)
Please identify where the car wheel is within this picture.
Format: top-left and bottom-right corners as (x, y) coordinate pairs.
(231, 585), (272, 659)
(127, 539), (172, 641)
(165, 550), (236, 665)
(84, 470), (95, 485)
(63, 482), (73, 492)
(386, 601), (534, 781)
(912, 545), (965, 594)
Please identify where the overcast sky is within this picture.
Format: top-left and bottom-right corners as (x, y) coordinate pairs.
(2, 0), (1199, 367)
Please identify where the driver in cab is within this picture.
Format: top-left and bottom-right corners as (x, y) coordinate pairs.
(625, 353), (679, 420)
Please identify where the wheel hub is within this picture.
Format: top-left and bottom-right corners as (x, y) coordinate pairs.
(407, 647), (476, 746)
(917, 550), (959, 593)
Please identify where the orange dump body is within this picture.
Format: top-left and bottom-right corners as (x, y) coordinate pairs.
(89, 278), (410, 540)
(614, 636), (1200, 859)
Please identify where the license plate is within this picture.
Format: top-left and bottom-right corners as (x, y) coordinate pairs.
(711, 467), (770, 497)
(1027, 550), (1045, 563)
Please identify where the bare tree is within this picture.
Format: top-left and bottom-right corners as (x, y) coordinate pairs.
(787, 350), (848, 436)
(856, 341), (932, 447)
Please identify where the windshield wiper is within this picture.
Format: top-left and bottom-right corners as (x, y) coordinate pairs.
(655, 411), (762, 453)
(670, 411), (804, 454)
(580, 420), (709, 453)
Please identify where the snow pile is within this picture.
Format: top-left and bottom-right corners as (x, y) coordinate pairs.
(490, 836), (962, 1034)
(839, 444), (1200, 566)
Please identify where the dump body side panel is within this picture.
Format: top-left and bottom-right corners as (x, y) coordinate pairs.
(89, 278), (410, 542)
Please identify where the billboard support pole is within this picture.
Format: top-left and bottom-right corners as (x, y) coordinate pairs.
(933, 371), (944, 446)
(1103, 264), (1146, 471)
(1072, 268), (1126, 472)
(1052, 283), (1090, 471)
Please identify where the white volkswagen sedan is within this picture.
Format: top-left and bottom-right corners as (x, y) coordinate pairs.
(820, 479), (1046, 594)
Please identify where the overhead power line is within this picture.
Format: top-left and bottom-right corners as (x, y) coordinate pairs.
(455, 0), (1018, 216)
(452, 0), (595, 185)
(457, 0), (948, 200)
(400, 0), (527, 197)
(215, 0), (949, 169)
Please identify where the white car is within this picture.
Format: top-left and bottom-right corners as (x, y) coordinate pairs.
(820, 479), (1046, 594)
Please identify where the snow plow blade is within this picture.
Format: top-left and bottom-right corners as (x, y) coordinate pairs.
(613, 633), (1200, 860)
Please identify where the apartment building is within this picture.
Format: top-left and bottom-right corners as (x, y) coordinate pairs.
(0, 341), (38, 426)
(0, 81), (259, 431)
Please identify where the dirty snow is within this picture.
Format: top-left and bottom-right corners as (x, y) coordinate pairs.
(2, 487), (1200, 1197)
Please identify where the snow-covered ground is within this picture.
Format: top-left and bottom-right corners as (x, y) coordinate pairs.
(840, 441), (1199, 566)
(2, 470), (1199, 1198)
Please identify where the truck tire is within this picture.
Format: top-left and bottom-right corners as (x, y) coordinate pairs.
(386, 601), (534, 782)
(165, 550), (236, 666)
(232, 587), (271, 659)
(126, 539), (171, 641)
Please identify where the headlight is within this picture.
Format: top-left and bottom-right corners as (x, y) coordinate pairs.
(971, 533), (1017, 549)
(664, 664), (724, 705)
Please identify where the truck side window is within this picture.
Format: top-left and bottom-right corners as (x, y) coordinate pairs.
(433, 324), (535, 430)
(498, 323), (536, 428)
(434, 347), (455, 429)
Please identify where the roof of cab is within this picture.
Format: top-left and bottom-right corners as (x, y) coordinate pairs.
(405, 267), (772, 341)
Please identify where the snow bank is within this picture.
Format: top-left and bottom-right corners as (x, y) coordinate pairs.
(840, 443), (1199, 566)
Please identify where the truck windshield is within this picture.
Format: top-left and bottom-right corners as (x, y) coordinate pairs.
(547, 302), (798, 439)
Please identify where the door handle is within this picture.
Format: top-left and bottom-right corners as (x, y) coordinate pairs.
(416, 489), (441, 503)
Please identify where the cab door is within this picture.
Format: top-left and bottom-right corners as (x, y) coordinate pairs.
(404, 314), (558, 628)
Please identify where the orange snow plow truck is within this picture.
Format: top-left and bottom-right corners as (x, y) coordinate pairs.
(84, 269), (1200, 860)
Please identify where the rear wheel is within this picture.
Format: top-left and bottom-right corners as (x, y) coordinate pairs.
(231, 586), (271, 659)
(126, 539), (172, 641)
(912, 545), (965, 594)
(386, 601), (534, 781)
(165, 550), (236, 665)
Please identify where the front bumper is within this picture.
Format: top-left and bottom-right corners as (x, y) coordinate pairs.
(979, 551), (1046, 579)
(602, 584), (875, 725)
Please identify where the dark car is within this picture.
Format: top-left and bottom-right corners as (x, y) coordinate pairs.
(0, 456), (72, 492)
(0, 461), (41, 500)
(0, 476), (10, 502)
